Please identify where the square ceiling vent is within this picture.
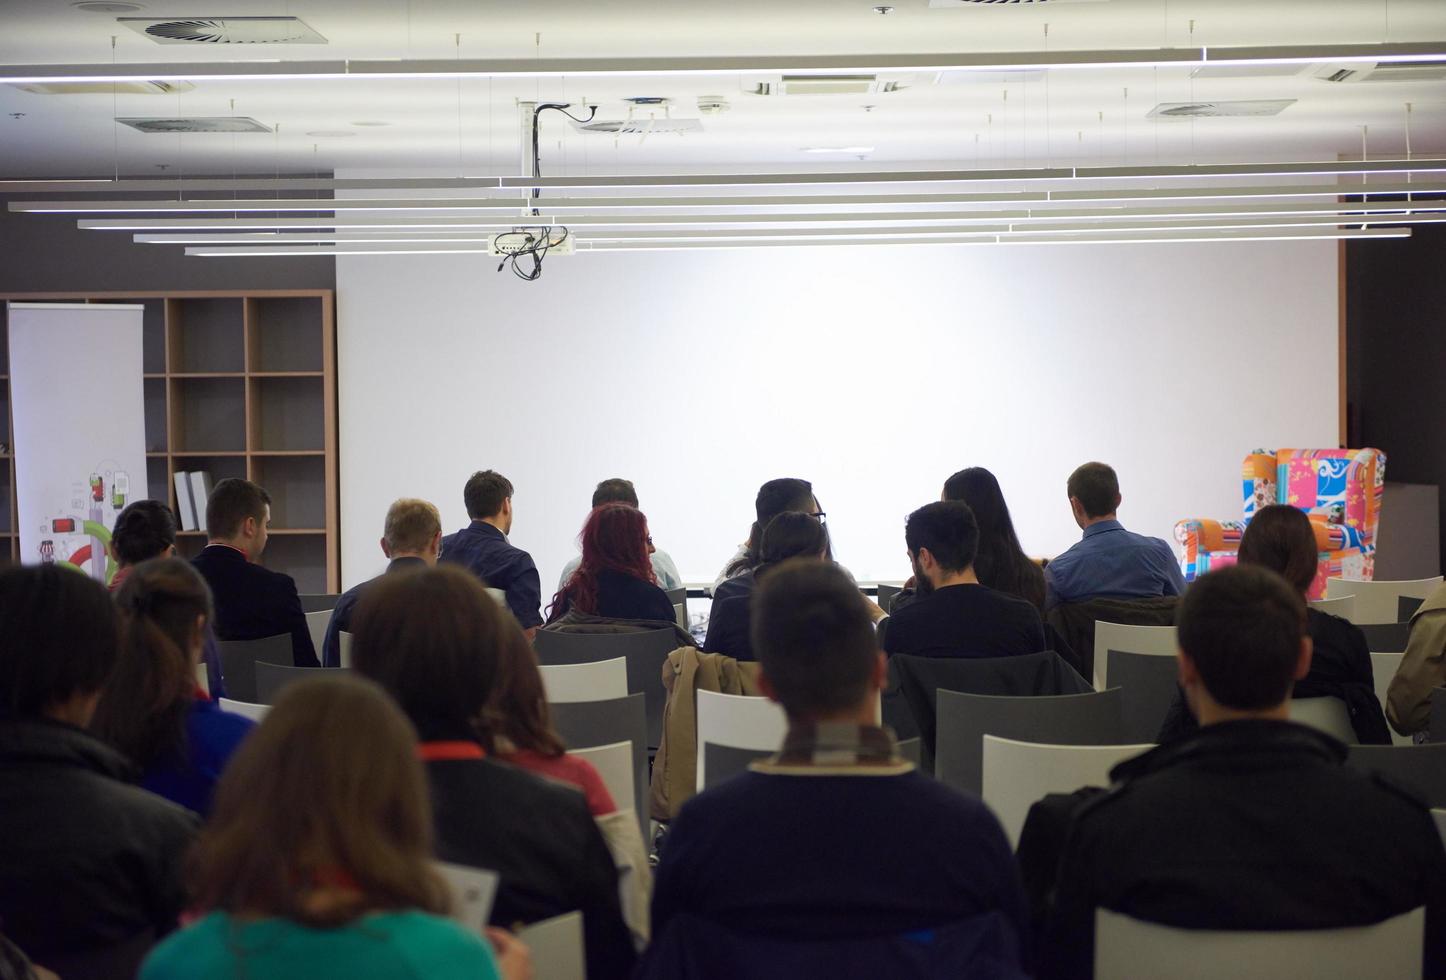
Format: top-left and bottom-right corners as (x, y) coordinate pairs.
(1147, 99), (1296, 119)
(118, 16), (327, 44)
(117, 116), (273, 134)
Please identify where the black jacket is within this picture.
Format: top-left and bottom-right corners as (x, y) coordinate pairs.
(1037, 720), (1446, 979)
(424, 750), (637, 980)
(191, 545), (318, 666)
(0, 719), (197, 979)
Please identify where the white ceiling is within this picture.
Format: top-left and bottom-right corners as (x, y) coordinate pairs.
(1, 0), (1444, 177)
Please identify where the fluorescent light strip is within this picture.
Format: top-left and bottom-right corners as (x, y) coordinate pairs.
(3, 41), (1443, 84)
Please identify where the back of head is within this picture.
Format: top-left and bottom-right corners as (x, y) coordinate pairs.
(192, 674), (445, 926)
(592, 478), (639, 509)
(758, 511), (829, 572)
(1066, 462), (1120, 519)
(383, 498), (442, 555)
(1176, 564), (1306, 710)
(904, 500), (980, 573)
(555, 503), (656, 615)
(0, 565), (117, 719)
(1238, 504), (1319, 595)
(206, 478), (270, 540)
(727, 477), (817, 576)
(942, 467), (1034, 597)
(93, 557), (213, 767)
(464, 470), (513, 520)
(751, 559), (877, 719)
(482, 622), (566, 757)
(351, 564), (506, 740)
(111, 500), (179, 566)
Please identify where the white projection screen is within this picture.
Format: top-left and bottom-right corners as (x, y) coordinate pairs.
(338, 240), (1339, 590)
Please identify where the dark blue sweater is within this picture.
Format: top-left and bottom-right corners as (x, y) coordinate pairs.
(140, 698), (254, 816)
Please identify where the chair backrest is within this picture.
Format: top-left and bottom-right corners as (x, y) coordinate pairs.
(1434, 809), (1446, 848)
(876, 583), (902, 611)
(1309, 595), (1357, 620)
(695, 690), (788, 793)
(1288, 696), (1357, 743)
(665, 587), (688, 631)
(436, 861), (500, 936)
(1325, 576), (1443, 625)
(935, 688), (1127, 797)
(1400, 595), (1427, 621)
(193, 661), (209, 697)
(701, 742), (772, 791)
(485, 586), (508, 608)
(217, 697), (269, 722)
(550, 693), (649, 829)
(1273, 448), (1386, 539)
(539, 657), (629, 704)
(534, 628), (680, 749)
(254, 662), (336, 706)
(1345, 743), (1446, 809)
(1432, 688), (1446, 744)
(1359, 621), (1413, 653)
(981, 735), (1152, 847)
(1093, 623), (1177, 689)
(305, 609), (330, 657)
(216, 634), (294, 703)
(1105, 650), (1181, 744)
(515, 911), (585, 980)
(298, 593), (340, 613)
(337, 630), (354, 669)
(1094, 906), (1424, 980)
(1369, 653), (1412, 745)
(570, 740), (636, 814)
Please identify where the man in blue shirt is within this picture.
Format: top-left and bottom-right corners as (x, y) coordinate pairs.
(438, 470), (543, 637)
(1045, 462), (1186, 609)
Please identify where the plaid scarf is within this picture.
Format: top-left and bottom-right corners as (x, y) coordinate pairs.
(753, 722), (913, 775)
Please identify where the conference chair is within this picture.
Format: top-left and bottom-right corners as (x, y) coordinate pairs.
(337, 630), (354, 669)
(1434, 809), (1446, 849)
(437, 861), (500, 935)
(298, 593), (340, 613)
(216, 634), (293, 703)
(571, 741), (637, 819)
(1093, 622), (1177, 690)
(305, 609), (330, 658)
(1369, 652), (1412, 745)
(981, 735), (1152, 848)
(665, 587), (688, 631)
(255, 662), (337, 705)
(217, 697), (268, 722)
(1432, 688), (1446, 744)
(534, 627), (682, 749)
(1106, 650), (1182, 743)
(695, 690), (788, 793)
(516, 911), (585, 980)
(1346, 743), (1446, 808)
(876, 583), (902, 612)
(550, 693), (649, 832)
(1359, 621), (1413, 653)
(1094, 907), (1424, 980)
(1288, 696), (1357, 743)
(934, 688), (1127, 797)
(1325, 575), (1443, 625)
(1400, 595), (1426, 621)
(539, 657), (629, 704)
(1309, 595), (1357, 620)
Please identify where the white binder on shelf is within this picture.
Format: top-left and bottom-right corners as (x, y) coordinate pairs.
(173, 471), (198, 531)
(187, 471), (213, 533)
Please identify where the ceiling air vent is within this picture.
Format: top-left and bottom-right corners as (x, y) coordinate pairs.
(572, 118), (703, 136)
(1359, 61), (1446, 82)
(118, 16), (327, 44)
(11, 80), (195, 95)
(1147, 99), (1295, 119)
(747, 74), (914, 96)
(117, 116), (273, 134)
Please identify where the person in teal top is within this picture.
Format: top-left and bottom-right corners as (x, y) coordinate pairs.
(140, 674), (530, 980)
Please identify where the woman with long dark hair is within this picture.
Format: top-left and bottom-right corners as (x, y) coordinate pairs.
(704, 512), (832, 661)
(716, 478), (827, 588)
(91, 557), (253, 815)
(942, 467), (1045, 610)
(547, 503), (674, 624)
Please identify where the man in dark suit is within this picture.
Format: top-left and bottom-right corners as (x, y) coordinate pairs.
(190, 478), (318, 667)
(439, 470), (543, 639)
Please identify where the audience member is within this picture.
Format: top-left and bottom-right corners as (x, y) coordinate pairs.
(1157, 505), (1389, 743)
(548, 503), (675, 624)
(703, 511), (829, 662)
(879, 501), (1046, 659)
(439, 470), (543, 638)
(322, 498), (442, 667)
(1044, 462), (1185, 608)
(0, 565), (196, 980)
(647, 560), (1028, 972)
(190, 478), (318, 666)
(352, 565), (636, 980)
(713, 477), (838, 595)
(1038, 565), (1446, 979)
(1387, 578), (1446, 737)
(91, 558), (255, 815)
(943, 467), (1046, 610)
(558, 479), (682, 591)
(139, 675), (525, 980)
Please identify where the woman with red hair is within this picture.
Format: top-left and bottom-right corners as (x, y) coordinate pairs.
(547, 503), (676, 624)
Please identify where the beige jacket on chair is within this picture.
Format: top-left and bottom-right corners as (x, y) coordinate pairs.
(1386, 581), (1446, 736)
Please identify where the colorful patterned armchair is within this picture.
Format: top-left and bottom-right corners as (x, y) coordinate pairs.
(1174, 448), (1386, 599)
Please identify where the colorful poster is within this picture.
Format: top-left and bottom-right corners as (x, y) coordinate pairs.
(9, 303), (149, 584)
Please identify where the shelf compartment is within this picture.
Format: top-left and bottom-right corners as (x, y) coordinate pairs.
(170, 377), (246, 453)
(247, 296), (324, 373)
(0, 465), (10, 534)
(250, 453), (325, 530)
(167, 298), (245, 374)
(145, 456), (169, 506)
(249, 376), (324, 453)
(144, 377), (167, 453)
(259, 533), (328, 594)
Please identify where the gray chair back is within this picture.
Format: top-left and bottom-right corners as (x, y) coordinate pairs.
(1346, 744), (1446, 808)
(299, 593), (341, 613)
(550, 692), (649, 830)
(898, 736), (922, 768)
(255, 662), (336, 705)
(665, 587), (688, 631)
(1399, 595), (1426, 622)
(534, 628), (680, 749)
(1359, 622), (1412, 653)
(876, 584), (902, 612)
(1432, 688), (1446, 744)
(217, 634), (294, 703)
(1109, 649), (1182, 743)
(702, 742), (770, 790)
(935, 687), (1127, 797)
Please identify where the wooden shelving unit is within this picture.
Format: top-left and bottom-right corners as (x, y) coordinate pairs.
(0, 290), (339, 592)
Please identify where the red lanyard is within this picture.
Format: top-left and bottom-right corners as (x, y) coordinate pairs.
(417, 741), (486, 761)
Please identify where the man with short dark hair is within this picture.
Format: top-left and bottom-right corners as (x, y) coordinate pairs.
(439, 470), (543, 637)
(1039, 564), (1446, 979)
(1043, 461), (1185, 609)
(880, 501), (1045, 659)
(321, 498), (443, 667)
(190, 477), (317, 666)
(646, 559), (1028, 973)
(556, 478), (683, 592)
